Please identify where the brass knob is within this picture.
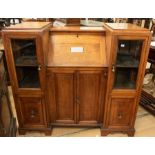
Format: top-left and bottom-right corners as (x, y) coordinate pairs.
(77, 98), (80, 104)
(112, 65), (115, 72)
(104, 71), (107, 77)
(38, 65), (41, 71)
(30, 110), (35, 118)
(118, 113), (123, 119)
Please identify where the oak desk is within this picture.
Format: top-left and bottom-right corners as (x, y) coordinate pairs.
(2, 22), (151, 136)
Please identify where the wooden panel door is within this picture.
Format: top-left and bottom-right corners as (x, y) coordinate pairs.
(108, 98), (134, 128)
(18, 97), (47, 128)
(77, 70), (104, 125)
(47, 68), (76, 124)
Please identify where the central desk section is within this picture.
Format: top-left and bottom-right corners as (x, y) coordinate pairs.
(46, 26), (108, 126)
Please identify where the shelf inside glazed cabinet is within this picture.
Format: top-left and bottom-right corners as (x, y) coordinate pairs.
(11, 39), (38, 67)
(114, 81), (136, 89)
(116, 54), (139, 68)
(12, 42), (35, 52)
(15, 56), (38, 67)
(113, 67), (138, 89)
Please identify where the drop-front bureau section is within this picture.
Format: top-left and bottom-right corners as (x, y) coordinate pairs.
(48, 32), (107, 67)
(2, 22), (151, 136)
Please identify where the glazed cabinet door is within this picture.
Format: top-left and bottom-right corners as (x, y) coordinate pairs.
(77, 70), (105, 125)
(3, 34), (45, 93)
(47, 68), (76, 124)
(111, 37), (146, 90)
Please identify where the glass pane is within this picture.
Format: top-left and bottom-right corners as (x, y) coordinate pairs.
(16, 67), (40, 88)
(11, 39), (38, 67)
(114, 68), (138, 89)
(11, 39), (40, 88)
(114, 40), (143, 89)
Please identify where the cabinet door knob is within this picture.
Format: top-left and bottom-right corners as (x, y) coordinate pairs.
(104, 71), (107, 77)
(77, 98), (80, 104)
(118, 113), (123, 119)
(30, 110), (36, 118)
(38, 65), (41, 71)
(112, 65), (115, 72)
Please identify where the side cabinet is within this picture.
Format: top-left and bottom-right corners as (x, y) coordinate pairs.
(47, 68), (107, 127)
(2, 22), (51, 135)
(102, 23), (151, 136)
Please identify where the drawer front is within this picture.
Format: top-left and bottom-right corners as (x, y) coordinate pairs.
(108, 98), (134, 127)
(19, 97), (46, 128)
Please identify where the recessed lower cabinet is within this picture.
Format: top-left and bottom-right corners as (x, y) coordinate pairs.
(47, 68), (107, 126)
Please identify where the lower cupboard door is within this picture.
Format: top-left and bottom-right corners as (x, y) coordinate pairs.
(77, 70), (103, 125)
(50, 70), (76, 124)
(18, 97), (47, 128)
(108, 98), (134, 128)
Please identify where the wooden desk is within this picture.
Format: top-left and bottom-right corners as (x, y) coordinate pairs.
(2, 22), (151, 136)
